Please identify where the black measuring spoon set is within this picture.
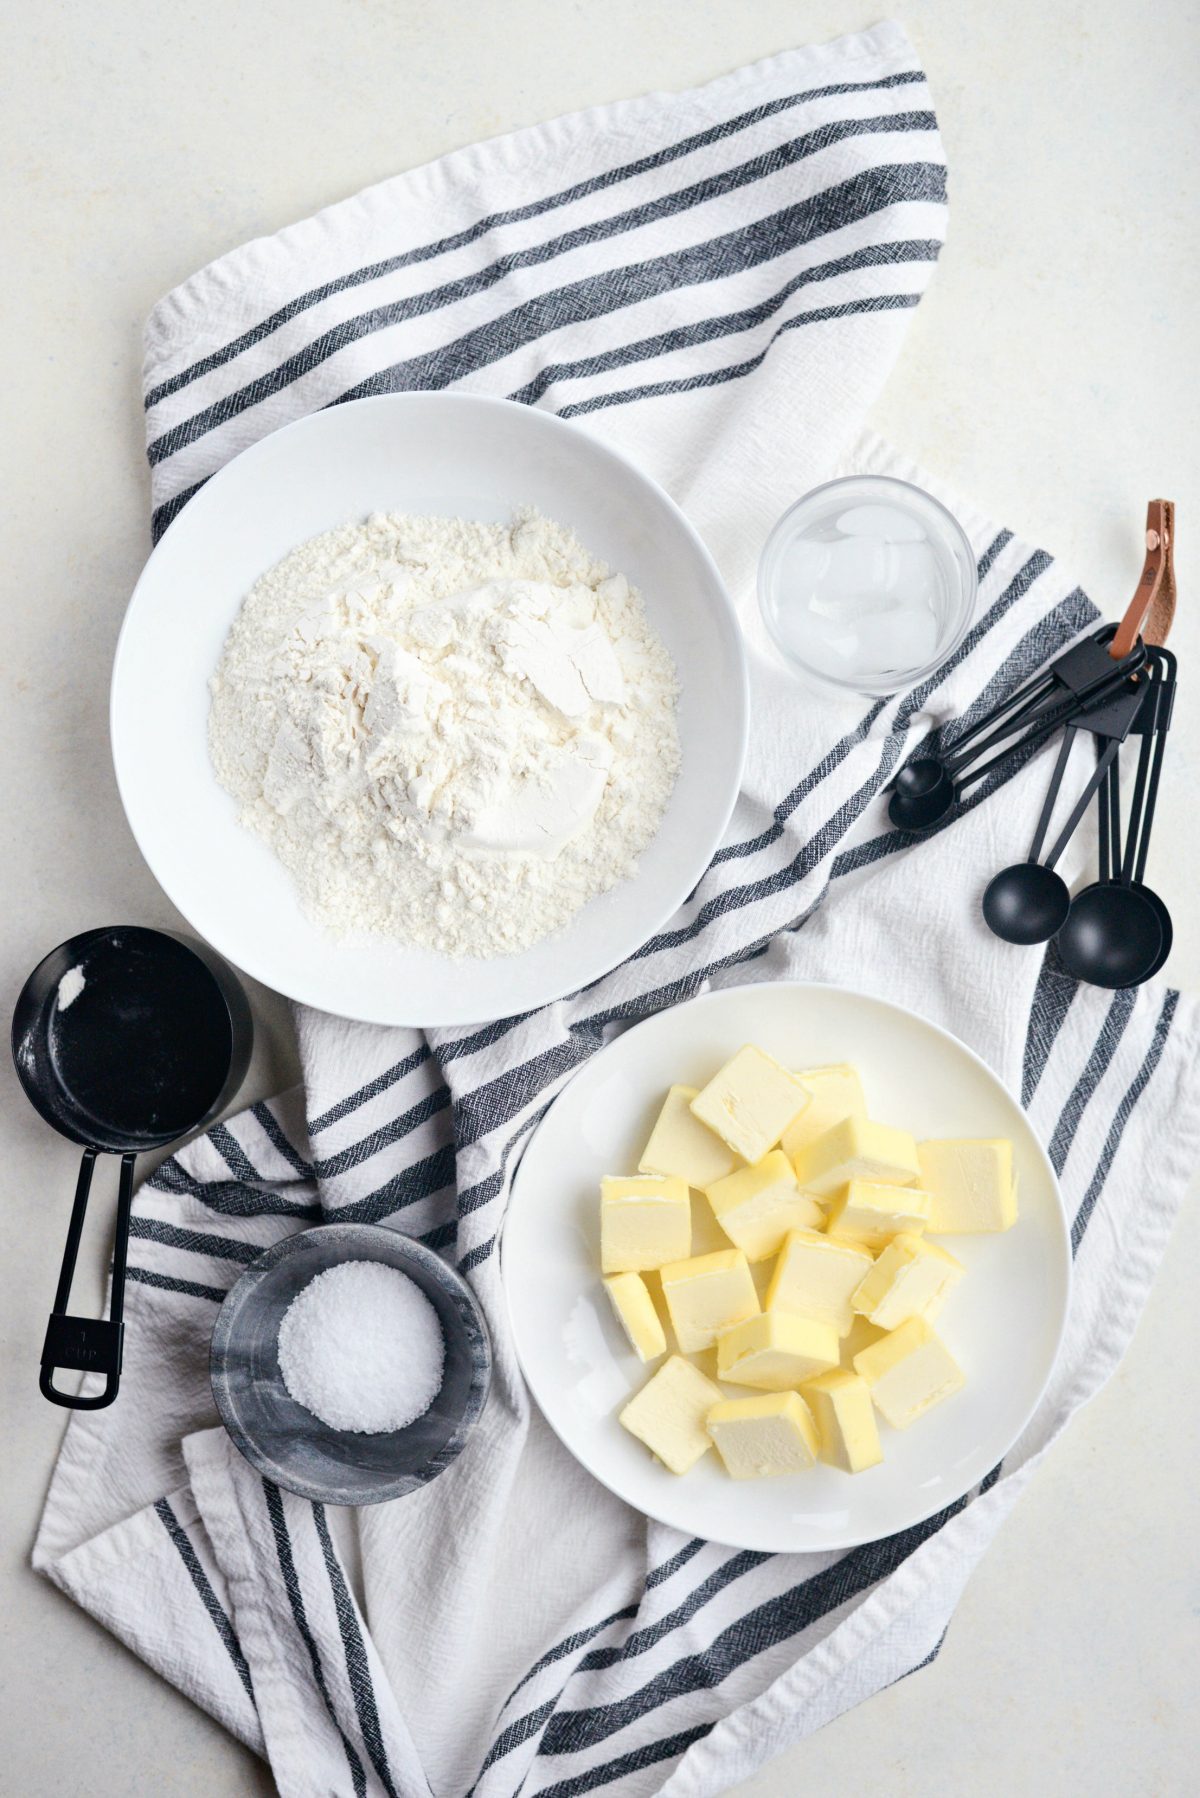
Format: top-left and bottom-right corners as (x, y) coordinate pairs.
(888, 622), (1146, 835)
(886, 501), (1178, 990)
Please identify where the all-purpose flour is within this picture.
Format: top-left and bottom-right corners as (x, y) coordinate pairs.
(209, 509), (680, 957)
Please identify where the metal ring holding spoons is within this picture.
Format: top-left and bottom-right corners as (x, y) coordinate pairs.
(12, 927), (252, 1409)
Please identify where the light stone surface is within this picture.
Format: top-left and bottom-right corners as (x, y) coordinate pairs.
(1, 2), (1196, 1793)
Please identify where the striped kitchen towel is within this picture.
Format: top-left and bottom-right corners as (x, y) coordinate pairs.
(34, 23), (1200, 1798)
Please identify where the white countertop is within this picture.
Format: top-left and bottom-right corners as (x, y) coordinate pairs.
(2, 1), (1196, 1791)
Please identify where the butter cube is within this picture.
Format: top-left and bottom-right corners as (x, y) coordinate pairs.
(791, 1115), (921, 1198)
(853, 1318), (964, 1429)
(781, 1064), (867, 1161)
(717, 1310), (839, 1389)
(600, 1174), (690, 1274)
(602, 1273), (667, 1362)
(704, 1150), (824, 1261)
(851, 1232), (964, 1329)
(766, 1228), (874, 1336)
(639, 1084), (736, 1189)
(659, 1248), (759, 1352)
(707, 1391), (819, 1479)
(825, 1179), (931, 1249)
(917, 1139), (1017, 1233)
(802, 1369), (884, 1471)
(619, 1354), (724, 1474)
(689, 1045), (810, 1164)
(841, 1313), (887, 1365)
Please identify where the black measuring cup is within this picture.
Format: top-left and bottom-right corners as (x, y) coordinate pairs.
(12, 926), (252, 1409)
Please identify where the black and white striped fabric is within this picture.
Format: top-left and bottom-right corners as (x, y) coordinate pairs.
(35, 26), (1200, 1798)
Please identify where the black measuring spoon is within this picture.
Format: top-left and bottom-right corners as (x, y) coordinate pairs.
(888, 624), (1146, 833)
(12, 926), (252, 1408)
(1121, 648), (1176, 978)
(1057, 652), (1175, 987)
(982, 727), (1122, 944)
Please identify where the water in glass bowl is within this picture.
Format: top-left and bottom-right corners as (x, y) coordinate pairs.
(759, 477), (977, 695)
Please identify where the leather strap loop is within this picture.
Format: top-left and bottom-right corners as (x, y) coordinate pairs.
(1110, 499), (1175, 659)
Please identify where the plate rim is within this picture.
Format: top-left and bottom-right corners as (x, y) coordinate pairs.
(108, 392), (749, 1027)
(501, 978), (1072, 1552)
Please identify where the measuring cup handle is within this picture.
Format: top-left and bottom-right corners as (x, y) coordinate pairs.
(39, 1150), (135, 1410)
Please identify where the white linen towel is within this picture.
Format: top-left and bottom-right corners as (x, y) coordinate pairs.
(35, 24), (1200, 1797)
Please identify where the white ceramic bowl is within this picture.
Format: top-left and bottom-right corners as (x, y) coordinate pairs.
(111, 395), (748, 1026)
(502, 982), (1070, 1553)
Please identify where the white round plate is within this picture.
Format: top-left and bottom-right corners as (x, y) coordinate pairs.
(502, 982), (1070, 1552)
(111, 394), (747, 1026)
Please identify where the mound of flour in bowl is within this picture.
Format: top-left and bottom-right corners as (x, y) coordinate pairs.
(209, 509), (680, 957)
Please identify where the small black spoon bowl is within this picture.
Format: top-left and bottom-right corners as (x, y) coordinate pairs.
(1056, 882), (1163, 989)
(888, 758), (956, 831)
(982, 862), (1072, 945)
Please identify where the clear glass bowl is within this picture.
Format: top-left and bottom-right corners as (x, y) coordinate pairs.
(758, 474), (978, 696)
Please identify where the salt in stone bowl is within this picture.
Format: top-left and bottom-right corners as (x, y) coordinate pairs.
(211, 1222), (491, 1505)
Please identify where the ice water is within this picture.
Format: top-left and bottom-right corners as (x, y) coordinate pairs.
(762, 490), (964, 687)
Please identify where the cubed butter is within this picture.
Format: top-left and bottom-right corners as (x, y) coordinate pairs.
(689, 1045), (810, 1164)
(841, 1312), (887, 1365)
(707, 1391), (819, 1479)
(659, 1248), (759, 1352)
(781, 1064), (868, 1161)
(716, 1310), (839, 1389)
(853, 1317), (964, 1429)
(917, 1139), (1017, 1233)
(791, 1115), (921, 1197)
(801, 1368), (884, 1471)
(766, 1228), (874, 1336)
(600, 1174), (691, 1274)
(825, 1179), (931, 1249)
(704, 1150), (824, 1261)
(638, 1084), (736, 1188)
(619, 1354), (724, 1474)
(602, 1273), (667, 1362)
(851, 1232), (964, 1329)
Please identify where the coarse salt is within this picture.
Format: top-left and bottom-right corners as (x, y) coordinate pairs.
(277, 1260), (446, 1434)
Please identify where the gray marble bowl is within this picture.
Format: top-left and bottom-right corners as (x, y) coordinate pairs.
(210, 1222), (491, 1505)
